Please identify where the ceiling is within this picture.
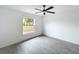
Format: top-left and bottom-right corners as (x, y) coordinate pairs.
(1, 5), (79, 16)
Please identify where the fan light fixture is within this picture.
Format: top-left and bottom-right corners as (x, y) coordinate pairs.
(35, 5), (55, 15)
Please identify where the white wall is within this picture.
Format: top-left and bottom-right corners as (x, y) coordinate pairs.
(43, 6), (79, 44)
(0, 6), (43, 48)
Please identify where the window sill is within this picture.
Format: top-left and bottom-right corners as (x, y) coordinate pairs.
(23, 31), (35, 35)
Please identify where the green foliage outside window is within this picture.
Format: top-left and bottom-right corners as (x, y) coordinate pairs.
(23, 18), (34, 32)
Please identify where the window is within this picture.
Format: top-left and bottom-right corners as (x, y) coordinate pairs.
(23, 18), (35, 34)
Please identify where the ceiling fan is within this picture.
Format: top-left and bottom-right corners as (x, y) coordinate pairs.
(35, 5), (55, 15)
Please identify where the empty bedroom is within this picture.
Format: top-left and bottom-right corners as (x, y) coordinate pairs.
(0, 5), (79, 54)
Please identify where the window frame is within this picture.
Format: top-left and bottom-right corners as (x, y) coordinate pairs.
(22, 17), (35, 34)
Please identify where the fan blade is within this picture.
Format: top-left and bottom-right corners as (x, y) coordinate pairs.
(46, 11), (55, 14)
(45, 6), (54, 11)
(35, 8), (43, 11)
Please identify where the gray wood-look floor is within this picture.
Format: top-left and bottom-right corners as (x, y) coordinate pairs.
(0, 36), (79, 54)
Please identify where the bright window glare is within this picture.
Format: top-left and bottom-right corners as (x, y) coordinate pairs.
(23, 18), (35, 34)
